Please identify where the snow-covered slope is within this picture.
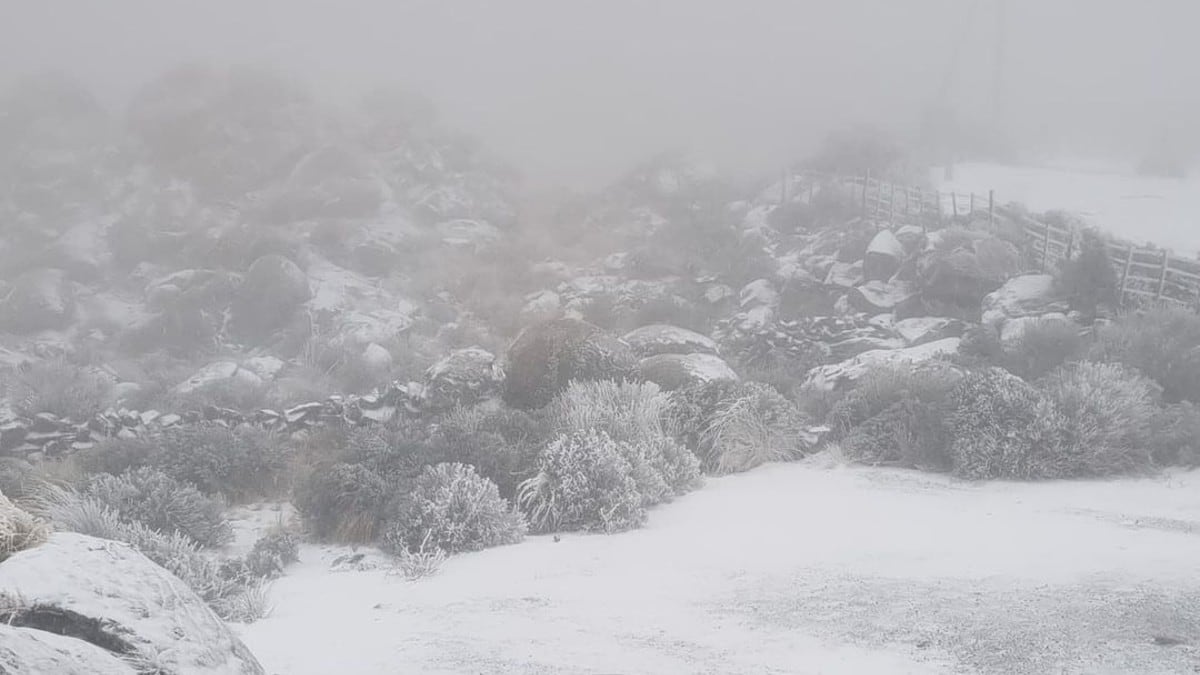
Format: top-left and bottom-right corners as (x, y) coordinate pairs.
(240, 460), (1200, 674)
(934, 161), (1200, 256)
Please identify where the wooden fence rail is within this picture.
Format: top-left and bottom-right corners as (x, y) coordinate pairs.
(780, 169), (1199, 309)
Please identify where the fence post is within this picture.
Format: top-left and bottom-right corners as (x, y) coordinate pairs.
(1041, 222), (1052, 273)
(1156, 249), (1171, 300)
(951, 192), (959, 218)
(861, 170), (870, 216)
(808, 180), (814, 205)
(888, 183), (895, 227)
(988, 190), (995, 230)
(970, 192), (976, 215)
(780, 169), (788, 205)
(1118, 244), (1135, 306)
(1064, 226), (1077, 261)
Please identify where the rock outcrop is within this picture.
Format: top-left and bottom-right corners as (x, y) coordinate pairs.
(227, 254), (311, 345)
(423, 347), (504, 410)
(503, 319), (636, 409)
(622, 324), (718, 358)
(636, 353), (738, 390)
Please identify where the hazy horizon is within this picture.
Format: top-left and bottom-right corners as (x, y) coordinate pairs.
(3, 0), (1198, 188)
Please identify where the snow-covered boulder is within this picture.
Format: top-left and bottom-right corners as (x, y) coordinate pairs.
(863, 230), (905, 282)
(330, 308), (415, 348)
(636, 353), (738, 391)
(894, 317), (966, 346)
(622, 324), (718, 358)
(803, 337), (961, 391)
(0, 625), (135, 675)
(894, 224), (926, 252)
(424, 347), (504, 410)
(504, 319), (636, 409)
(0, 269), (75, 334)
(0, 532), (265, 674)
(228, 254), (311, 345)
(361, 342), (393, 372)
(824, 261), (864, 288)
(519, 290), (563, 326)
(848, 280), (916, 314)
(999, 312), (1072, 345)
(174, 361), (265, 397)
(981, 274), (1068, 331)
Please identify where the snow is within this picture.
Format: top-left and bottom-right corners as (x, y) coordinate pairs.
(239, 462), (1200, 674)
(934, 161), (1200, 256)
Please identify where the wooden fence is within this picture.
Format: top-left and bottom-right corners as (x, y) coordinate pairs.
(779, 169), (1200, 308)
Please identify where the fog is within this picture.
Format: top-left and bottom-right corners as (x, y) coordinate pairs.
(2, 0), (1198, 187)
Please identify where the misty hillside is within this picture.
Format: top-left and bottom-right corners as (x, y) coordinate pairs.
(2, 57), (1200, 675)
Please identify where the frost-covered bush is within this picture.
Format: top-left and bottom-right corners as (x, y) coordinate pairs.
(84, 468), (232, 548)
(155, 423), (289, 502)
(292, 462), (391, 543)
(1055, 228), (1118, 319)
(1092, 305), (1200, 404)
(1001, 318), (1086, 381)
(948, 368), (1066, 480)
(827, 361), (963, 437)
(1148, 402), (1200, 466)
(383, 463), (525, 555)
(241, 527), (300, 579)
(0, 459), (36, 501)
(431, 406), (547, 501)
(502, 318), (637, 409)
(842, 399), (955, 471)
(75, 436), (157, 476)
(34, 487), (262, 621)
(699, 382), (812, 474)
(1037, 362), (1157, 476)
(517, 429), (645, 534)
(7, 360), (111, 421)
(551, 380), (702, 496)
(0, 492), (47, 563)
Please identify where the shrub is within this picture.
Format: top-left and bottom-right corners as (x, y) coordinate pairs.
(948, 368), (1066, 480)
(699, 382), (812, 474)
(155, 423), (289, 502)
(7, 360), (111, 420)
(502, 318), (636, 409)
(551, 380), (702, 496)
(394, 531), (447, 580)
(842, 398), (955, 471)
(292, 462), (391, 543)
(0, 459), (36, 501)
(1092, 305), (1200, 403)
(383, 462), (525, 555)
(431, 406), (547, 501)
(827, 361), (963, 437)
(1001, 318), (1086, 381)
(1056, 228), (1117, 319)
(34, 486), (262, 621)
(1148, 402), (1200, 466)
(517, 429), (645, 534)
(1037, 362), (1157, 476)
(242, 527), (300, 579)
(84, 468), (233, 548)
(75, 436), (157, 476)
(0, 492), (48, 563)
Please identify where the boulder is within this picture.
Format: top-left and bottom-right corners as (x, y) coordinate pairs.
(0, 269), (75, 334)
(893, 225), (926, 252)
(424, 347), (504, 410)
(503, 319), (636, 409)
(0, 624), (135, 675)
(519, 290), (563, 326)
(173, 361), (264, 398)
(848, 280), (916, 314)
(622, 324), (718, 358)
(824, 261), (864, 288)
(803, 337), (961, 391)
(863, 230), (905, 281)
(915, 236), (1022, 320)
(981, 274), (1069, 331)
(144, 269), (240, 313)
(227, 254), (311, 345)
(0, 532), (265, 674)
(636, 353), (738, 391)
(999, 312), (1072, 345)
(361, 342), (393, 371)
(894, 317), (966, 346)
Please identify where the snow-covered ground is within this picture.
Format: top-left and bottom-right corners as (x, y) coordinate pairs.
(933, 162), (1200, 257)
(238, 457), (1200, 674)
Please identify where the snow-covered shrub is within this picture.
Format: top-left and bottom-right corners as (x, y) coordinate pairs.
(1001, 318), (1086, 381)
(503, 318), (637, 409)
(383, 462), (525, 555)
(551, 380), (702, 497)
(431, 406), (547, 501)
(34, 486), (262, 620)
(699, 382), (812, 474)
(842, 398), (955, 471)
(84, 467), (232, 548)
(0, 459), (35, 501)
(1055, 228), (1118, 319)
(0, 492), (47, 563)
(915, 231), (1022, 320)
(75, 436), (157, 476)
(517, 429), (645, 534)
(155, 423), (289, 502)
(394, 531), (447, 580)
(948, 368), (1066, 480)
(1092, 305), (1200, 404)
(241, 527), (299, 579)
(1148, 402), (1200, 466)
(1037, 362), (1157, 476)
(7, 360), (111, 421)
(827, 361), (963, 438)
(293, 462), (391, 544)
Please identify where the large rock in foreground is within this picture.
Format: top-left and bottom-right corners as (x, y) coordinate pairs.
(636, 353), (738, 391)
(0, 624), (135, 674)
(981, 274), (1069, 331)
(0, 532), (265, 675)
(503, 319), (636, 409)
(424, 347), (504, 410)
